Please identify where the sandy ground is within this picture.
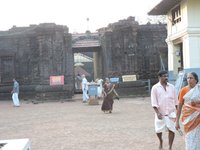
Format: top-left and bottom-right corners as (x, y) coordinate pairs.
(0, 95), (185, 150)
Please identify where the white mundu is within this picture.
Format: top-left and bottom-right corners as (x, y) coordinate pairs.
(81, 75), (89, 102)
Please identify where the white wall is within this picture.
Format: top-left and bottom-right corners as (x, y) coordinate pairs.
(184, 36), (200, 68)
(188, 0), (200, 27)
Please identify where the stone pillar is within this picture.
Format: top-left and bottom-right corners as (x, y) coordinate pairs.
(167, 41), (175, 80)
(93, 49), (103, 79)
(93, 52), (98, 80)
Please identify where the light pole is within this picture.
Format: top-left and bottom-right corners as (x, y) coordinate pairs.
(86, 17), (89, 31)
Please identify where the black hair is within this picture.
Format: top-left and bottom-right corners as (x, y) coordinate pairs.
(157, 70), (168, 77)
(188, 72), (199, 83)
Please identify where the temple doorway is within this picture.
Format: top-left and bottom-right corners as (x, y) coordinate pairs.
(72, 32), (102, 92)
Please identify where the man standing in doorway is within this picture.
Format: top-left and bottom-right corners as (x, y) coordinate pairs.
(11, 78), (20, 107)
(151, 70), (178, 150)
(81, 74), (89, 103)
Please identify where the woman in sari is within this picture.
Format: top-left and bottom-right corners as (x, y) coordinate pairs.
(101, 78), (119, 113)
(176, 72), (200, 150)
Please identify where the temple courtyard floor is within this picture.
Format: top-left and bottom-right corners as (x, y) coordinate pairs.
(0, 95), (185, 150)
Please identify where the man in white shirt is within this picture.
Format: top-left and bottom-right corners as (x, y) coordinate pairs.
(11, 78), (20, 107)
(81, 74), (89, 103)
(151, 70), (178, 150)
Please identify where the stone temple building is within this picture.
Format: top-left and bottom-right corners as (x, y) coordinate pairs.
(0, 17), (167, 100)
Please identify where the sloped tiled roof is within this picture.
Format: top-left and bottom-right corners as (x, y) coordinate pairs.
(73, 39), (100, 48)
(148, 0), (182, 15)
(74, 66), (91, 76)
(74, 53), (93, 63)
(72, 32), (100, 48)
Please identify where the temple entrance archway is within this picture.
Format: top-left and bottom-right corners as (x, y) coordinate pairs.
(72, 32), (102, 92)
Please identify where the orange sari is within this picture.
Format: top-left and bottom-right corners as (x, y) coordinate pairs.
(179, 85), (200, 149)
(180, 86), (200, 133)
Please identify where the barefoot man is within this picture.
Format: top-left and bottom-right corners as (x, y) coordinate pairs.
(151, 70), (178, 150)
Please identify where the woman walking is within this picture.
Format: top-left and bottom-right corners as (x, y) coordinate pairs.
(176, 72), (200, 150)
(101, 78), (119, 113)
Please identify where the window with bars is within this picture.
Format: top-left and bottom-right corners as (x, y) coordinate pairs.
(171, 5), (181, 25)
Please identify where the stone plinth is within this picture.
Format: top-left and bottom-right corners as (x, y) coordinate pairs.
(0, 138), (31, 150)
(88, 97), (99, 105)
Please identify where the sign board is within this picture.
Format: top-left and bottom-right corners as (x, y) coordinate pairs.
(110, 77), (119, 83)
(50, 75), (64, 86)
(122, 75), (137, 82)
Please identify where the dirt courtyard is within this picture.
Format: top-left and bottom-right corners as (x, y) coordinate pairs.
(0, 95), (185, 150)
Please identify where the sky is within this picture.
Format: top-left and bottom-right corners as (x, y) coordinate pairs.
(0, 0), (162, 33)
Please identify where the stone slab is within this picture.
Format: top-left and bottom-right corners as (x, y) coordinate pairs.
(88, 97), (99, 105)
(0, 139), (31, 150)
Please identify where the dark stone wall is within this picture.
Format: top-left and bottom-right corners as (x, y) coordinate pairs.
(98, 17), (167, 96)
(0, 23), (73, 100)
(0, 17), (168, 99)
(99, 17), (167, 81)
(137, 24), (168, 79)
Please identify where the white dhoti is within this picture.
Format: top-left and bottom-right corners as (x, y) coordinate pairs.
(12, 93), (20, 106)
(82, 89), (89, 102)
(155, 112), (176, 133)
(97, 86), (102, 97)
